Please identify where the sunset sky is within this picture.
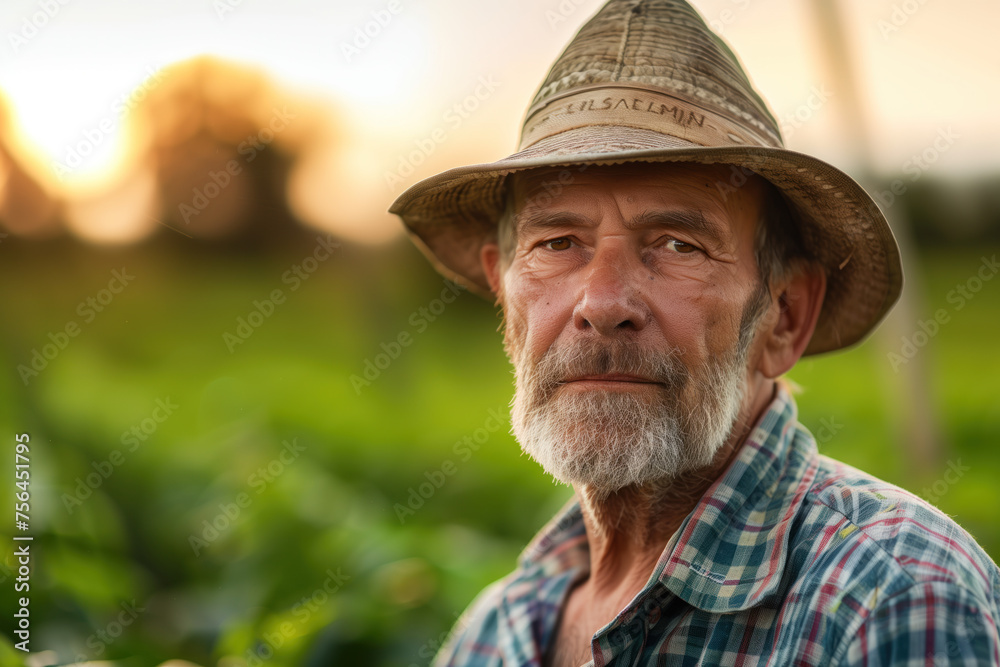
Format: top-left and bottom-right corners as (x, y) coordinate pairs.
(1, 0), (997, 242)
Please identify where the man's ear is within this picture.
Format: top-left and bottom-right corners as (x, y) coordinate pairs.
(757, 264), (827, 378)
(480, 241), (502, 299)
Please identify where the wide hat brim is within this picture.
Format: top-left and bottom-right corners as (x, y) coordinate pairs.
(391, 0), (903, 356)
(390, 124), (903, 357)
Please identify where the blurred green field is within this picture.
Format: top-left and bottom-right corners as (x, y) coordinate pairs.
(1, 237), (997, 666)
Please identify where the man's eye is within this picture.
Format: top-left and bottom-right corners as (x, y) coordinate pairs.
(665, 238), (697, 254)
(544, 238), (573, 251)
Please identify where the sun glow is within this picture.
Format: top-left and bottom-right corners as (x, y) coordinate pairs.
(0, 0), (996, 244)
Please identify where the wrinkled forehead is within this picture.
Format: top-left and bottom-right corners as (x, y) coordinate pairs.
(507, 161), (770, 232)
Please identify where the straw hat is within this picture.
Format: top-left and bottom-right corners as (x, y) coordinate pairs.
(389, 0), (903, 355)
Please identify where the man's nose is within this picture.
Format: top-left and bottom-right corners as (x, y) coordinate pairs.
(573, 243), (650, 335)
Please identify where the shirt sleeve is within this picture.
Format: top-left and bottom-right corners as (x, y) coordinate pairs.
(838, 580), (1000, 666)
(432, 579), (508, 667)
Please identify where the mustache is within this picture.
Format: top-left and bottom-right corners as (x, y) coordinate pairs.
(525, 337), (689, 399)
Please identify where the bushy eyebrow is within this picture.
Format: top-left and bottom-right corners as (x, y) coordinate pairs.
(516, 209), (727, 247)
(627, 210), (726, 246)
(515, 211), (590, 237)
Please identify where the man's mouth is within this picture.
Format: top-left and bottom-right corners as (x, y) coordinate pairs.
(560, 374), (663, 386)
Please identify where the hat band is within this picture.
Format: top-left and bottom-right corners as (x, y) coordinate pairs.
(519, 85), (780, 152)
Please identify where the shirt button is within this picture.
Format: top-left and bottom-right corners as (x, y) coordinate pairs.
(648, 606), (661, 626)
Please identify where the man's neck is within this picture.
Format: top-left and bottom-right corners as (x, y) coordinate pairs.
(572, 378), (778, 605)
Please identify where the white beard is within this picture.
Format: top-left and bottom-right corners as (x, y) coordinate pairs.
(505, 295), (765, 494)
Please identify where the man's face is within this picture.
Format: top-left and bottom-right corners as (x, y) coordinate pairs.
(492, 162), (775, 494)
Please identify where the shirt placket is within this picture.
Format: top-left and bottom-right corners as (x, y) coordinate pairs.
(589, 590), (662, 666)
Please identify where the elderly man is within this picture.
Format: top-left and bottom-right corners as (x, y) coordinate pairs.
(391, 1), (1000, 665)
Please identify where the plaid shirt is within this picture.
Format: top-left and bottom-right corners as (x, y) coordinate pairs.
(434, 387), (1000, 666)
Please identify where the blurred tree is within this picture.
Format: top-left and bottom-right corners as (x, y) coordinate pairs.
(135, 57), (324, 251)
(0, 95), (60, 238)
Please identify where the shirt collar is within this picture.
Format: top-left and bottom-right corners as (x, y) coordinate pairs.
(517, 384), (819, 614)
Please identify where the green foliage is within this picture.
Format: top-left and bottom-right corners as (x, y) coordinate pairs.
(0, 240), (996, 665)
